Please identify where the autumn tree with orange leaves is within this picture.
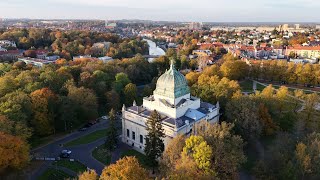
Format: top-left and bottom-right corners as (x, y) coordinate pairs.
(99, 156), (150, 180)
(30, 88), (57, 136)
(0, 132), (29, 172)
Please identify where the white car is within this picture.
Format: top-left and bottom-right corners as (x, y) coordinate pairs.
(101, 116), (108, 120)
(60, 150), (72, 158)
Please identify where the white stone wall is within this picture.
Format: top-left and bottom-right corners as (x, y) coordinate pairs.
(122, 107), (220, 154)
(143, 97), (201, 119)
(122, 110), (148, 152)
(122, 109), (179, 153)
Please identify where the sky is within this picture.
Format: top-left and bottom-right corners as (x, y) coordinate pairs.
(0, 0), (319, 22)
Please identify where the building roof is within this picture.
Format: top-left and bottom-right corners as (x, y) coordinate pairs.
(163, 116), (194, 129)
(185, 109), (206, 121)
(153, 60), (190, 99)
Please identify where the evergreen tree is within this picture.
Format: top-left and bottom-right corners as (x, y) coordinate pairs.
(105, 109), (117, 151)
(144, 110), (165, 173)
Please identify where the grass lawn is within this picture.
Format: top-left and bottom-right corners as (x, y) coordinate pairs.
(64, 129), (107, 147)
(30, 132), (69, 149)
(239, 79), (254, 92)
(256, 83), (266, 91)
(121, 149), (149, 168)
(53, 160), (87, 173)
(92, 144), (111, 165)
(37, 168), (73, 180)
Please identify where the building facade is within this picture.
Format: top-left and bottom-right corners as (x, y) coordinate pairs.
(121, 62), (220, 153)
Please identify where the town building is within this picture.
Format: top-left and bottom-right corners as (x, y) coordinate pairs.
(188, 22), (202, 30)
(98, 56), (113, 63)
(285, 45), (320, 60)
(192, 50), (212, 57)
(105, 21), (117, 29)
(0, 50), (22, 61)
(73, 55), (92, 61)
(122, 61), (220, 153)
(0, 40), (16, 48)
(18, 57), (56, 67)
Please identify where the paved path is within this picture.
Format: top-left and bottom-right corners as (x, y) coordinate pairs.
(69, 138), (106, 174)
(110, 141), (131, 164)
(29, 120), (109, 180)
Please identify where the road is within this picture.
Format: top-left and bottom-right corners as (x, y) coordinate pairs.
(29, 120), (109, 180)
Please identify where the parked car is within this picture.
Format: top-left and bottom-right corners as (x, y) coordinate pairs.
(101, 116), (108, 120)
(88, 122), (95, 126)
(60, 150), (72, 158)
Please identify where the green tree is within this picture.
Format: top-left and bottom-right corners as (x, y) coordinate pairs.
(113, 73), (131, 93)
(105, 109), (117, 151)
(67, 85), (98, 122)
(124, 83), (137, 106)
(105, 90), (120, 111)
(142, 85), (153, 97)
(144, 110), (165, 172)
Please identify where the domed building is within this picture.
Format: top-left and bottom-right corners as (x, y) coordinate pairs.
(122, 61), (220, 152)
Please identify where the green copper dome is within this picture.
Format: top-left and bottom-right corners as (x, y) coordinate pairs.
(154, 61), (190, 99)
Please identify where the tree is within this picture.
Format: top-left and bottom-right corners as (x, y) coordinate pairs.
(226, 96), (262, 140)
(30, 88), (56, 136)
(67, 85), (98, 122)
(160, 135), (185, 175)
(124, 83), (137, 106)
(0, 76), (17, 97)
(258, 104), (278, 136)
(144, 110), (165, 172)
(198, 122), (246, 179)
(0, 115), (32, 141)
(113, 73), (131, 93)
(105, 90), (120, 111)
(168, 154), (209, 180)
(105, 109), (117, 151)
(0, 91), (32, 124)
(295, 133), (320, 178)
(56, 96), (77, 132)
(142, 85), (153, 97)
(220, 60), (249, 80)
(0, 132), (29, 172)
(254, 133), (297, 180)
(79, 169), (98, 180)
(302, 93), (319, 131)
(185, 72), (200, 86)
(182, 136), (213, 174)
(100, 156), (149, 180)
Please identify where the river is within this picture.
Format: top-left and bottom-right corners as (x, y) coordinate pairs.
(144, 39), (165, 62)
